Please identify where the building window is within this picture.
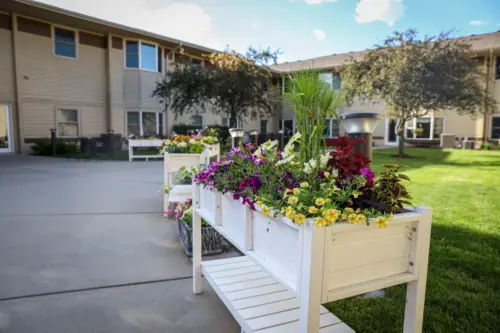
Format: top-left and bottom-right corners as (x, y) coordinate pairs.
(126, 41), (158, 71)
(158, 113), (163, 135)
(260, 120), (268, 135)
(323, 118), (339, 138)
(191, 58), (202, 67)
(332, 75), (341, 90)
(192, 115), (203, 126)
(492, 116), (500, 139)
(319, 72), (333, 86)
(406, 117), (444, 139)
(126, 111), (161, 137)
(157, 47), (163, 73)
(141, 42), (156, 71)
(126, 41), (139, 68)
(57, 109), (79, 137)
(54, 27), (77, 58)
(496, 57), (500, 80)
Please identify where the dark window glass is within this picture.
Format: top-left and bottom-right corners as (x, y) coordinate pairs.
(331, 118), (339, 137)
(416, 118), (431, 139)
(54, 27), (76, 58)
(496, 57), (500, 80)
(158, 47), (163, 73)
(158, 113), (163, 135)
(433, 118), (444, 139)
(332, 75), (341, 90)
(127, 112), (140, 136)
(192, 115), (202, 126)
(260, 120), (268, 135)
(192, 59), (202, 67)
(492, 117), (500, 139)
(126, 41), (139, 68)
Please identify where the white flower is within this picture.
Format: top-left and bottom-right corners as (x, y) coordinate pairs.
(320, 153), (330, 168)
(331, 169), (339, 178)
(276, 154), (295, 166)
(309, 158), (317, 169)
(287, 132), (301, 145)
(262, 140), (278, 150)
(303, 163), (313, 174)
(179, 142), (188, 147)
(189, 139), (196, 144)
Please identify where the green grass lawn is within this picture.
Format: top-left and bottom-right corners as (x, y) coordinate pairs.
(324, 148), (500, 333)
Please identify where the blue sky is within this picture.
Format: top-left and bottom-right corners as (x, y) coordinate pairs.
(39, 0), (500, 62)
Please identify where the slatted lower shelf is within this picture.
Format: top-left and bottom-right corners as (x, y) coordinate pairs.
(202, 256), (355, 333)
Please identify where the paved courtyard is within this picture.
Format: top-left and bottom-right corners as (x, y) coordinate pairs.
(0, 155), (238, 333)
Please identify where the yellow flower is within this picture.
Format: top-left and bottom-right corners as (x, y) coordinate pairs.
(288, 196), (299, 204)
(256, 201), (263, 208)
(345, 207), (354, 214)
(325, 198), (332, 204)
(324, 209), (341, 223)
(300, 182), (310, 188)
(294, 213), (306, 225)
(341, 214), (347, 221)
(293, 188), (301, 195)
(315, 198), (326, 206)
(353, 192), (360, 199)
(262, 206), (271, 217)
(356, 214), (367, 225)
(285, 206), (294, 216)
(374, 216), (388, 228)
(323, 171), (330, 178)
(314, 217), (327, 227)
(308, 206), (318, 214)
(347, 213), (358, 224)
(286, 210), (296, 220)
(298, 203), (305, 211)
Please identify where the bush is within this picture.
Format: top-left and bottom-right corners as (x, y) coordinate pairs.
(172, 124), (202, 136)
(31, 138), (76, 156)
(481, 141), (492, 150)
(202, 124), (230, 144)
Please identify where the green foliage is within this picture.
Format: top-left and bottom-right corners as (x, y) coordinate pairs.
(180, 208), (210, 227)
(481, 141), (493, 150)
(202, 125), (230, 144)
(371, 164), (412, 214)
(171, 124), (202, 135)
(31, 138), (76, 156)
(341, 29), (498, 156)
(284, 70), (344, 164)
(153, 47), (280, 127)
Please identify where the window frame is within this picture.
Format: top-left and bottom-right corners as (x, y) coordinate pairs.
(404, 116), (445, 140)
(124, 39), (159, 72)
(491, 115), (500, 140)
(56, 108), (80, 138)
(52, 25), (78, 60)
(260, 119), (268, 135)
(191, 115), (203, 126)
(126, 111), (162, 137)
(323, 118), (340, 138)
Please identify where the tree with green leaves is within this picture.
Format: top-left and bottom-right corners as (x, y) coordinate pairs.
(153, 47), (280, 128)
(341, 29), (497, 156)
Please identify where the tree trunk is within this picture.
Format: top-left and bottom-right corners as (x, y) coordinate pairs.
(398, 130), (405, 156)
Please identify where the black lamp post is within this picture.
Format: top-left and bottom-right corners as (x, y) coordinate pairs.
(249, 130), (259, 146)
(108, 129), (114, 157)
(49, 128), (56, 156)
(340, 112), (381, 165)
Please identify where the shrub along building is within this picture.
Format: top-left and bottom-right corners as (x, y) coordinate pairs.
(0, 0), (499, 154)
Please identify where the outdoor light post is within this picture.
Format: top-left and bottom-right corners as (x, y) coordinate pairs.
(249, 130), (259, 146)
(229, 128), (245, 148)
(340, 112), (381, 166)
(108, 129), (114, 158)
(278, 129), (284, 151)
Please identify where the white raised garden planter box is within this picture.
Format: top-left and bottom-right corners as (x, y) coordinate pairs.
(192, 184), (432, 333)
(128, 139), (164, 161)
(163, 144), (220, 213)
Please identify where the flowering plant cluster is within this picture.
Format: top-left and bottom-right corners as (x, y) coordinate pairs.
(165, 200), (210, 227)
(159, 134), (218, 154)
(195, 134), (411, 228)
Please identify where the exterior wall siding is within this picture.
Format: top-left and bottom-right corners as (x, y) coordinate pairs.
(0, 28), (15, 105)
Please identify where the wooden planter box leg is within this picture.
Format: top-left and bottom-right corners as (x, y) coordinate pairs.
(193, 183), (202, 295)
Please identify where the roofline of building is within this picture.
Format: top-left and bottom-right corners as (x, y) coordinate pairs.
(13, 0), (219, 54)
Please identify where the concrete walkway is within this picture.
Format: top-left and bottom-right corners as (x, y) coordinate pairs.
(0, 155), (238, 333)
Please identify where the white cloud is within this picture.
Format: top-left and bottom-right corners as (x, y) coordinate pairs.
(37, 0), (224, 49)
(469, 20), (487, 26)
(304, 0), (338, 4)
(250, 22), (260, 29)
(355, 0), (405, 26)
(313, 29), (326, 41)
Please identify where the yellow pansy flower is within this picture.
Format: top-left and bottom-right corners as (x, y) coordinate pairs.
(341, 214), (347, 221)
(286, 210), (296, 220)
(283, 188), (292, 199)
(256, 201), (263, 208)
(345, 207), (354, 214)
(292, 188), (301, 195)
(298, 203), (305, 211)
(262, 206), (271, 217)
(288, 196), (299, 204)
(314, 217), (327, 227)
(285, 206), (294, 216)
(323, 171), (330, 178)
(300, 182), (310, 188)
(308, 206), (318, 214)
(356, 214), (367, 224)
(315, 198), (326, 206)
(294, 213), (306, 225)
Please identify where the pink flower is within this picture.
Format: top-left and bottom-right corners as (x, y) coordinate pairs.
(360, 168), (375, 185)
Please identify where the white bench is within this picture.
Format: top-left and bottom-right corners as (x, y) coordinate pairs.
(202, 256), (354, 333)
(128, 139), (164, 162)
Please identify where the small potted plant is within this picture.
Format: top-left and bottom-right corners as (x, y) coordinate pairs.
(165, 200), (223, 256)
(412, 127), (424, 137)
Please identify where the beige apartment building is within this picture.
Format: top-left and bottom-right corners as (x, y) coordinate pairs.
(0, 0), (499, 154)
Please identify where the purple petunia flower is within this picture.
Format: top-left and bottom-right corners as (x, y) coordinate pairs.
(360, 167), (375, 185)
